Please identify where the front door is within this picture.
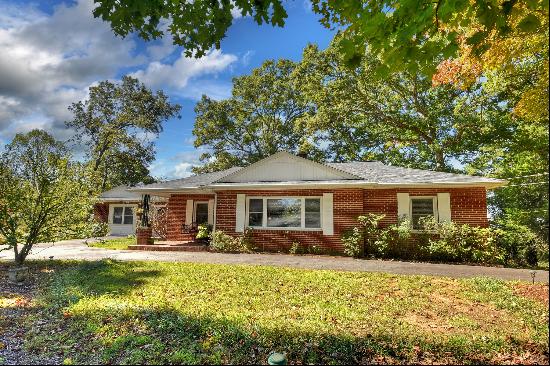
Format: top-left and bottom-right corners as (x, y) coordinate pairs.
(194, 202), (209, 225)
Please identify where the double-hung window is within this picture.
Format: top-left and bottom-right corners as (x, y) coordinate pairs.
(112, 206), (134, 225)
(410, 197), (436, 230)
(247, 197), (322, 229)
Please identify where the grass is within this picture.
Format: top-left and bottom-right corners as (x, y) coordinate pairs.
(7, 260), (550, 364)
(87, 237), (135, 250)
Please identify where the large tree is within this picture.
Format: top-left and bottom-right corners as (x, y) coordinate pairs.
(0, 130), (94, 265)
(93, 0), (547, 73)
(293, 42), (507, 172)
(192, 59), (321, 172)
(66, 76), (181, 190)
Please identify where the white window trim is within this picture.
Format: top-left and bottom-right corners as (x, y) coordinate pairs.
(246, 196), (323, 231)
(109, 204), (137, 226)
(409, 196), (438, 232)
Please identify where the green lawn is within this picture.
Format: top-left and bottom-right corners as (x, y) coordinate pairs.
(88, 237), (135, 250)
(8, 261), (550, 364)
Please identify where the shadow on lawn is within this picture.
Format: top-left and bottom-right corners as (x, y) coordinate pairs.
(26, 303), (550, 365)
(18, 261), (547, 365)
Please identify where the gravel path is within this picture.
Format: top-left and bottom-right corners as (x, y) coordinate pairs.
(1, 238), (547, 283)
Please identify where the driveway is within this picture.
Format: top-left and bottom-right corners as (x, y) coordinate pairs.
(1, 238), (548, 283)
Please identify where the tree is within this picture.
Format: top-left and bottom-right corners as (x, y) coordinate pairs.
(93, 0), (287, 57)
(93, 0), (547, 73)
(0, 130), (94, 265)
(66, 76), (181, 190)
(293, 42), (507, 171)
(192, 59), (322, 172)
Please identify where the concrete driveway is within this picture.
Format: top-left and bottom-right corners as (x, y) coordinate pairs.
(1, 238), (548, 283)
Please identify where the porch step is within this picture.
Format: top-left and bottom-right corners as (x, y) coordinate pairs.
(128, 244), (209, 252)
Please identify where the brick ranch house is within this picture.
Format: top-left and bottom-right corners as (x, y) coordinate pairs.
(98, 152), (506, 253)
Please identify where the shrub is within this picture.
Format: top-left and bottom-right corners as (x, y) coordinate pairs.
(289, 241), (303, 254)
(341, 213), (546, 267)
(341, 226), (363, 257)
(196, 224), (212, 240)
(234, 227), (256, 252)
(421, 221), (504, 264)
(492, 219), (545, 267)
(210, 230), (239, 252)
(209, 228), (255, 253)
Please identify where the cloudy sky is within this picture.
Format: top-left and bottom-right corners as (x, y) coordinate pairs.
(0, 0), (335, 179)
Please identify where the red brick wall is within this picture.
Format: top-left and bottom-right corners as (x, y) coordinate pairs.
(363, 187), (488, 227)
(166, 194), (215, 241)
(94, 203), (109, 223)
(215, 189), (364, 253)
(164, 187), (489, 251)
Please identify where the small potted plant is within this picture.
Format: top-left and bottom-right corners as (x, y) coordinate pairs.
(195, 224), (212, 243)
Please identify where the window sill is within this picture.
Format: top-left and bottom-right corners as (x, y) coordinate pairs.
(247, 226), (322, 232)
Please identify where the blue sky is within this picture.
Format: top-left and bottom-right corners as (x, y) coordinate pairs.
(0, 0), (336, 179)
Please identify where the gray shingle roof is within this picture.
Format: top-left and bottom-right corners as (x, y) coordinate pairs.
(326, 162), (503, 184)
(134, 167), (242, 190)
(130, 157), (504, 193)
(99, 185), (142, 200)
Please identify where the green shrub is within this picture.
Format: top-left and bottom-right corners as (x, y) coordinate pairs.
(209, 228), (255, 253)
(289, 241), (303, 254)
(492, 219), (545, 267)
(196, 224), (212, 240)
(210, 230), (239, 252)
(420, 218), (505, 264)
(341, 213), (545, 267)
(341, 226), (363, 257)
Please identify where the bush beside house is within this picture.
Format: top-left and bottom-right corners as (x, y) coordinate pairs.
(341, 214), (547, 267)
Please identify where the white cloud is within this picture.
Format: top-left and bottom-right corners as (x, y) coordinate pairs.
(130, 50), (237, 91)
(149, 150), (204, 179)
(242, 50), (255, 66)
(0, 0), (238, 144)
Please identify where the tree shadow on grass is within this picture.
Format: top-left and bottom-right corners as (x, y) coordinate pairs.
(18, 260), (550, 365)
(24, 305), (550, 365)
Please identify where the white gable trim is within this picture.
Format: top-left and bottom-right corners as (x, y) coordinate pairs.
(214, 152), (360, 183)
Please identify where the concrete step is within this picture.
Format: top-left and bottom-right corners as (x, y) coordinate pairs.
(128, 244), (209, 252)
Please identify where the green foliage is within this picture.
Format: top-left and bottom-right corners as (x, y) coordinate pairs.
(343, 213), (543, 267)
(195, 224), (212, 240)
(20, 260), (549, 364)
(93, 0), (288, 58)
(66, 76), (181, 190)
(289, 241), (302, 254)
(0, 130), (96, 265)
(293, 40), (506, 171)
(88, 237), (135, 250)
(341, 227), (364, 257)
(192, 59), (322, 173)
(311, 0), (548, 75)
(209, 228), (255, 253)
(93, 0), (547, 78)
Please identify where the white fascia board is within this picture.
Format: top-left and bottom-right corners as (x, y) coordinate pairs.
(98, 197), (141, 202)
(207, 181), (507, 190)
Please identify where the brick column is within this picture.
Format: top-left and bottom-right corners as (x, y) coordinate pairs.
(136, 227), (153, 245)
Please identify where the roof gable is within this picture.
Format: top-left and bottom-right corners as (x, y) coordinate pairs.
(216, 152), (360, 183)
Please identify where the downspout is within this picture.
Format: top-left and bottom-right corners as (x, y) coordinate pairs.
(212, 192), (217, 234)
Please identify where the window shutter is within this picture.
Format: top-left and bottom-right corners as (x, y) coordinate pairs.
(397, 193), (410, 221)
(437, 193), (451, 222)
(235, 194), (245, 232)
(322, 193), (334, 235)
(108, 204), (114, 224)
(185, 200), (193, 225)
(208, 199), (215, 225)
